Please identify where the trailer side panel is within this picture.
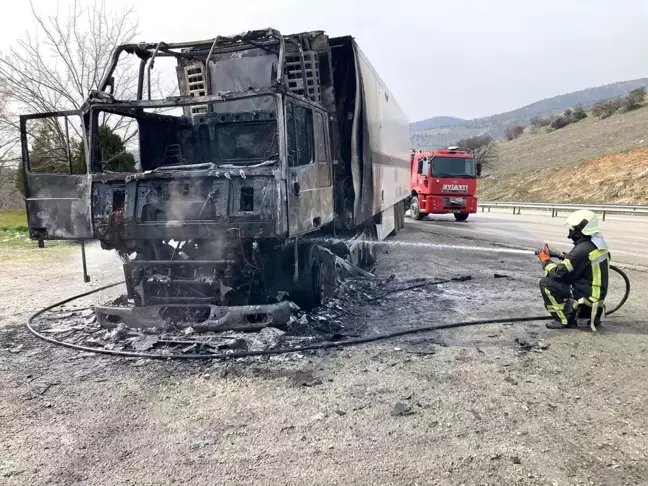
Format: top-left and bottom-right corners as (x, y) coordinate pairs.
(354, 42), (410, 236)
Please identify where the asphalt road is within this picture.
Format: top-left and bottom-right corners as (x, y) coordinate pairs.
(406, 208), (648, 269)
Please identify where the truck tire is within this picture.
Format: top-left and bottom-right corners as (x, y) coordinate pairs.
(389, 201), (405, 236)
(361, 223), (378, 268)
(454, 213), (469, 222)
(409, 197), (426, 221)
(290, 244), (319, 311)
(290, 243), (335, 310)
(389, 205), (399, 237)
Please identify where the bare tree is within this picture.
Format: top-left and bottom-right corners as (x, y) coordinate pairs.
(592, 98), (622, 119)
(623, 87), (646, 111)
(0, 0), (138, 115)
(550, 115), (570, 130)
(571, 104), (587, 121)
(0, 0), (141, 203)
(455, 134), (497, 169)
(505, 125), (524, 141)
(0, 86), (21, 207)
(530, 116), (551, 128)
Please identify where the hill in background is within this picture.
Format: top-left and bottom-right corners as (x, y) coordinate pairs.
(492, 102), (648, 175)
(409, 116), (467, 134)
(478, 101), (648, 205)
(411, 78), (648, 148)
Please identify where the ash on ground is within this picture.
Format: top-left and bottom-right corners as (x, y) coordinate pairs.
(31, 274), (468, 358)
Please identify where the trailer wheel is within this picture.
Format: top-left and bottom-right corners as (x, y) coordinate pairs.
(389, 202), (404, 236)
(397, 200), (405, 230)
(361, 223), (378, 268)
(454, 213), (469, 222)
(409, 197), (425, 220)
(394, 203), (400, 232)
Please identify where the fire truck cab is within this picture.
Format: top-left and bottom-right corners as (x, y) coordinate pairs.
(408, 147), (481, 221)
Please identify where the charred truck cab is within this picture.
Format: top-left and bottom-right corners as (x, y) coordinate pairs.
(20, 29), (411, 331)
(408, 148), (480, 221)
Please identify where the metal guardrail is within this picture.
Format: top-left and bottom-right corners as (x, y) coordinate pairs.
(480, 201), (648, 221)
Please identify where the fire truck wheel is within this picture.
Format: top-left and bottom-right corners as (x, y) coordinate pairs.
(454, 213), (469, 222)
(409, 197), (425, 220)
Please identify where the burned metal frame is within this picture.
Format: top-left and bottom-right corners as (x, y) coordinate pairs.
(21, 27), (336, 249)
(19, 27), (388, 333)
(19, 109), (88, 194)
(86, 90), (284, 176)
(84, 91), (334, 245)
(20, 109), (94, 242)
(99, 28), (314, 103)
(87, 91), (285, 180)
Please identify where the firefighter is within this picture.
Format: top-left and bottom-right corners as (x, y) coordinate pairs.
(537, 209), (610, 329)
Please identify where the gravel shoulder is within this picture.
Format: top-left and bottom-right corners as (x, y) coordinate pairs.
(1, 225), (647, 485)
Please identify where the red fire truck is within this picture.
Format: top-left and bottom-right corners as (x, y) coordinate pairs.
(408, 147), (481, 221)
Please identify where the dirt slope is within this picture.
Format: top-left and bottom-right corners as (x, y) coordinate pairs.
(492, 104), (648, 176)
(479, 146), (648, 204)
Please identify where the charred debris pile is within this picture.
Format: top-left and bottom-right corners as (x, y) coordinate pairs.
(30, 273), (469, 359)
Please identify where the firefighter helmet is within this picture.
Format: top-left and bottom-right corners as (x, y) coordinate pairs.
(566, 209), (600, 236)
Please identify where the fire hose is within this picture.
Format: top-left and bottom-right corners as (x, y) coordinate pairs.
(25, 254), (631, 360)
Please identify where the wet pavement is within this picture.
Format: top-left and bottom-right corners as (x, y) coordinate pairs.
(409, 209), (648, 268)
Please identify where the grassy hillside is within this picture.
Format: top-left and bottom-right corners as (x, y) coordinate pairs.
(411, 78), (648, 148)
(492, 103), (648, 175)
(478, 146), (648, 204)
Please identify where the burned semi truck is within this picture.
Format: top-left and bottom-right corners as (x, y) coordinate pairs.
(20, 29), (410, 330)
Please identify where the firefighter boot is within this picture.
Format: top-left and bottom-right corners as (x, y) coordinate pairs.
(546, 299), (577, 329)
(546, 316), (577, 329)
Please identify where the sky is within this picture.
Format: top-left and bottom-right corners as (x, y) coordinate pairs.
(2, 0), (648, 122)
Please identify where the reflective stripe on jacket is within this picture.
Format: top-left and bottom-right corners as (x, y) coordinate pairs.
(542, 239), (610, 302)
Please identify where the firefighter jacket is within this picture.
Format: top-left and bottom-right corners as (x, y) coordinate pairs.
(542, 238), (610, 303)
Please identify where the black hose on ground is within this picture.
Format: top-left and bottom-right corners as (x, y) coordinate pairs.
(25, 265), (631, 361)
(607, 265), (630, 315)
